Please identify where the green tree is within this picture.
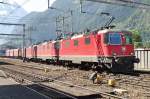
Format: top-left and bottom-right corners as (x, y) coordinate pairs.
(130, 29), (142, 42)
(130, 29), (142, 48)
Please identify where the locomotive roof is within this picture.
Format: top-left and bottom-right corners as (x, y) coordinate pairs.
(98, 29), (131, 34)
(71, 34), (84, 39)
(70, 29), (131, 39)
(40, 42), (48, 45)
(24, 29), (131, 48)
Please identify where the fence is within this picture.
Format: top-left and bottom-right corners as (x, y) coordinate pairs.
(134, 49), (150, 71)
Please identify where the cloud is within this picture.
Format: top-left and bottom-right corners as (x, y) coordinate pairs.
(0, 10), (7, 15)
(13, 0), (56, 13)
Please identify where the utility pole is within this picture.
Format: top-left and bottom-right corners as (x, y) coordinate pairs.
(79, 0), (115, 29)
(48, 0), (50, 8)
(49, 7), (74, 37)
(80, 0), (85, 13)
(62, 16), (65, 36)
(27, 26), (34, 46)
(23, 24), (25, 59)
(29, 27), (32, 45)
(70, 10), (73, 33)
(56, 17), (62, 38)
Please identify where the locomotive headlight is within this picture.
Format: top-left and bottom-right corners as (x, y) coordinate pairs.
(130, 52), (134, 55)
(112, 53), (117, 56)
(122, 47), (126, 52)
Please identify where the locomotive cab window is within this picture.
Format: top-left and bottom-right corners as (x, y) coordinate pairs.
(85, 38), (91, 45)
(104, 33), (109, 44)
(74, 40), (78, 46)
(109, 33), (121, 45)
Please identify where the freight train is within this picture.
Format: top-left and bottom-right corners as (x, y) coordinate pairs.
(5, 29), (140, 73)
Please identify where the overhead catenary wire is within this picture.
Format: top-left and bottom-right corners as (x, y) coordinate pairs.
(0, 16), (56, 23)
(115, 0), (150, 7)
(1, 0), (31, 22)
(2, 1), (150, 32)
(2, 0), (150, 24)
(8, 0), (31, 15)
(84, 0), (150, 9)
(0, 1), (102, 25)
(0, 1), (14, 6)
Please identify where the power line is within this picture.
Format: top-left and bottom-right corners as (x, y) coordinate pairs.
(0, 22), (26, 58)
(0, 1), (10, 5)
(0, 17), (55, 23)
(0, 1), (81, 25)
(8, 0), (30, 15)
(85, 0), (150, 9)
(115, 0), (150, 7)
(0, 33), (23, 36)
(0, 14), (57, 23)
(1, 0), (31, 22)
(0, 22), (25, 26)
(0, 1), (16, 6)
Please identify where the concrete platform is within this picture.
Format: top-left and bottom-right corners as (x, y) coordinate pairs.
(0, 70), (48, 99)
(42, 81), (100, 98)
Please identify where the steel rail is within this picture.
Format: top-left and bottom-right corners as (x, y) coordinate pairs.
(2, 68), (78, 99)
(1, 66), (124, 99)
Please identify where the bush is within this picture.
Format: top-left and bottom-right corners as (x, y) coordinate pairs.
(143, 42), (150, 48)
(134, 42), (143, 48)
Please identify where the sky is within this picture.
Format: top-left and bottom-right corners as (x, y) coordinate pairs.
(0, 0), (56, 45)
(13, 0), (56, 13)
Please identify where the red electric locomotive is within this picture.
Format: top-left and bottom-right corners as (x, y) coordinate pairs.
(24, 41), (59, 63)
(57, 29), (139, 72)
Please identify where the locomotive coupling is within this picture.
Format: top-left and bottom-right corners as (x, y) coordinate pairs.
(113, 56), (140, 64)
(133, 58), (140, 63)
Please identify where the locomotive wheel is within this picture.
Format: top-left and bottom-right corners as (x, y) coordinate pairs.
(102, 63), (113, 72)
(78, 63), (90, 70)
(91, 64), (102, 71)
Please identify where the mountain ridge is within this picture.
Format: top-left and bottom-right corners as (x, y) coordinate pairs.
(4, 0), (150, 48)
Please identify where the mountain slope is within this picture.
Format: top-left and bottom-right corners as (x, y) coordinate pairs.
(0, 1), (27, 48)
(12, 0), (150, 46)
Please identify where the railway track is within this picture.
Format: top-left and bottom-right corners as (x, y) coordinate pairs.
(4, 69), (78, 99)
(106, 74), (150, 98)
(0, 58), (150, 98)
(0, 65), (124, 99)
(0, 58), (95, 84)
(118, 74), (150, 88)
(0, 58), (46, 70)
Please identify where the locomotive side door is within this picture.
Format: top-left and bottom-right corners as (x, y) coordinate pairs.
(54, 41), (60, 62)
(33, 46), (37, 58)
(24, 48), (26, 58)
(96, 35), (104, 56)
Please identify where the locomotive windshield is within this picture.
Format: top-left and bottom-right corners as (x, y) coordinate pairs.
(104, 33), (121, 45)
(104, 32), (133, 45)
(109, 33), (121, 44)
